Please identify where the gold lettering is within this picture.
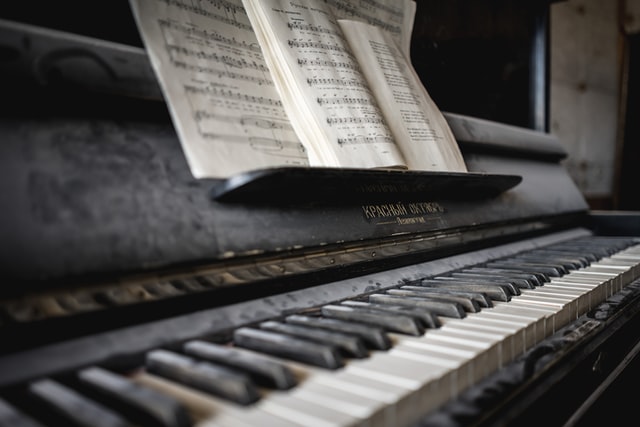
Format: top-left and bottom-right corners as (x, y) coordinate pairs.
(362, 201), (444, 223)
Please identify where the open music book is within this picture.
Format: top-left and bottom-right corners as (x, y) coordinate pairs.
(129, 0), (467, 179)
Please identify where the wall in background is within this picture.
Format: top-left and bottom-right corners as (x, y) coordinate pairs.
(550, 0), (639, 209)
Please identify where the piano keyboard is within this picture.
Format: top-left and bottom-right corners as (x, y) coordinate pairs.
(1, 234), (640, 427)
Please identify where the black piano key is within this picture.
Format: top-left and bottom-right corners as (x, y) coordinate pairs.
(259, 320), (368, 358)
(28, 379), (131, 427)
(366, 294), (466, 318)
(320, 304), (425, 336)
(340, 300), (441, 328)
(509, 256), (577, 271)
(145, 350), (260, 405)
(433, 276), (521, 296)
(485, 261), (563, 277)
(419, 279), (512, 302)
(526, 250), (592, 266)
(284, 315), (392, 350)
(448, 272), (536, 289)
(461, 268), (545, 287)
(77, 367), (191, 427)
(0, 398), (44, 427)
(399, 285), (494, 308)
(183, 340), (297, 389)
(233, 327), (344, 369)
(385, 288), (481, 313)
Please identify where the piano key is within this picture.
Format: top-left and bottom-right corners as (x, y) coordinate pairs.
(345, 352), (454, 416)
(269, 382), (389, 426)
(320, 304), (425, 335)
(484, 261), (564, 277)
(257, 393), (365, 427)
(233, 327), (344, 369)
(132, 372), (301, 427)
(275, 359), (417, 427)
(398, 285), (494, 307)
(77, 366), (191, 427)
(447, 272), (536, 289)
(0, 398), (44, 427)
(283, 314), (391, 350)
(521, 250), (592, 266)
(367, 294), (466, 318)
(258, 320), (368, 358)
(385, 288), (481, 312)
(419, 279), (512, 302)
(340, 300), (441, 328)
(461, 267), (546, 286)
(28, 378), (131, 427)
(145, 350), (260, 405)
(183, 340), (297, 390)
(509, 256), (580, 271)
(433, 276), (521, 296)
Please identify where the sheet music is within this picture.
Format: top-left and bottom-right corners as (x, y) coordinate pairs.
(129, 0), (308, 178)
(325, 0), (416, 56)
(339, 20), (467, 172)
(244, 0), (417, 168)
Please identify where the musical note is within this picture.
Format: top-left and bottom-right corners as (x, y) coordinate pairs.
(173, 61), (273, 86)
(305, 77), (367, 89)
(336, 134), (395, 146)
(296, 57), (359, 71)
(156, 0), (251, 31)
(185, 85), (283, 107)
(158, 19), (262, 53)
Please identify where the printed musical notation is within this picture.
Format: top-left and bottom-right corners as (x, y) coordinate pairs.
(337, 134), (395, 146)
(324, 0), (403, 37)
(305, 77), (368, 89)
(296, 57), (359, 71)
(287, 39), (349, 54)
(157, 19), (262, 53)
(131, 0), (309, 178)
(316, 96), (371, 106)
(157, 0), (251, 31)
(186, 86), (283, 107)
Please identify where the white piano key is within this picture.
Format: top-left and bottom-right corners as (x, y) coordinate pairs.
(259, 393), (364, 427)
(313, 370), (418, 427)
(254, 357), (416, 427)
(389, 340), (476, 395)
(291, 382), (389, 427)
(493, 300), (557, 334)
(345, 351), (460, 422)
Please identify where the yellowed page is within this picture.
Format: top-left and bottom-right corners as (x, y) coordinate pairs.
(129, 0), (308, 178)
(243, 0), (410, 168)
(339, 19), (468, 172)
(325, 0), (416, 57)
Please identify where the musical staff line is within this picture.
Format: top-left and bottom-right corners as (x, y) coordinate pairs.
(297, 57), (360, 71)
(167, 44), (269, 72)
(174, 61), (273, 86)
(185, 85), (283, 107)
(157, 0), (251, 30)
(158, 19), (262, 53)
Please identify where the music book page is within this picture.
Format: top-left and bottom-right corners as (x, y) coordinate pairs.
(338, 20), (467, 172)
(129, 0), (308, 179)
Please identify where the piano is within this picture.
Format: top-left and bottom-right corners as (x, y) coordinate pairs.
(1, 1), (640, 426)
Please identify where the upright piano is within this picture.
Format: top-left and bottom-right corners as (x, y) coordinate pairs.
(1, 1), (640, 427)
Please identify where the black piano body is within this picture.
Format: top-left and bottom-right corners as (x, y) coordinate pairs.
(1, 1), (640, 426)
